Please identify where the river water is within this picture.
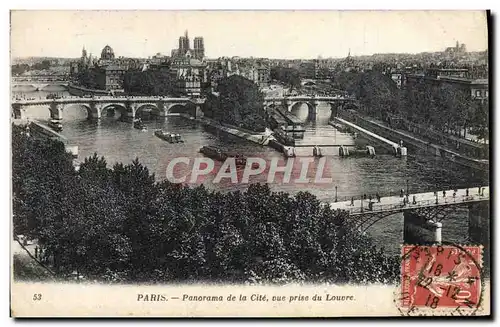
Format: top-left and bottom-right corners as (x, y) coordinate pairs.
(14, 90), (489, 254)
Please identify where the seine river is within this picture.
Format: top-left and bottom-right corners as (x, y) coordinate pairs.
(14, 89), (488, 253)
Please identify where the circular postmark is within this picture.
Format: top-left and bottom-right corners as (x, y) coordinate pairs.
(394, 242), (484, 316)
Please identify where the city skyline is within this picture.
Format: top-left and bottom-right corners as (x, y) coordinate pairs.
(11, 10), (488, 60)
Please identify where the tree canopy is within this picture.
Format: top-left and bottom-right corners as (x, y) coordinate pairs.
(12, 124), (399, 284)
(333, 71), (400, 118)
(123, 69), (177, 96)
(76, 69), (101, 90)
(270, 67), (301, 91)
(400, 82), (486, 139)
(331, 70), (488, 142)
(205, 75), (267, 132)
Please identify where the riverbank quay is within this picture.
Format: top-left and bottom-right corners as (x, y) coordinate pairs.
(390, 116), (489, 155)
(68, 83), (115, 96)
(15, 120), (79, 159)
(338, 110), (489, 172)
(332, 117), (405, 156)
(195, 117), (273, 146)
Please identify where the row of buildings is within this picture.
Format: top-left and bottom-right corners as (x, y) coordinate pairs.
(393, 67), (489, 103)
(70, 38), (208, 96)
(69, 37), (488, 102)
(70, 31), (275, 96)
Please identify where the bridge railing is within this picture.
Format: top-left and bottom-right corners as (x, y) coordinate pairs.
(335, 194), (489, 215)
(12, 95), (196, 106)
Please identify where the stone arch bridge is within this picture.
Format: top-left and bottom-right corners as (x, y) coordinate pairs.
(12, 75), (70, 92)
(11, 96), (205, 121)
(263, 95), (359, 120)
(12, 82), (69, 92)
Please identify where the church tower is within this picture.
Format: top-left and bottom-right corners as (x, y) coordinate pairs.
(178, 30), (190, 56)
(81, 46), (88, 62)
(194, 37), (205, 60)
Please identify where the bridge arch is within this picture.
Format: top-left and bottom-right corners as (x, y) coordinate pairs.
(288, 101), (316, 122)
(134, 103), (163, 120)
(100, 103), (130, 120)
(40, 84), (68, 92)
(61, 103), (93, 120)
(11, 103), (49, 120)
(167, 103), (189, 115)
(12, 84), (37, 93)
(301, 80), (316, 86)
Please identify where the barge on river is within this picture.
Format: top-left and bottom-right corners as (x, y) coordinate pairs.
(199, 146), (247, 167)
(133, 119), (147, 131)
(48, 119), (63, 132)
(154, 130), (184, 143)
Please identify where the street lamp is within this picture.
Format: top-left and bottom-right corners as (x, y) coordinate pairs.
(335, 186), (338, 202)
(406, 179), (409, 195)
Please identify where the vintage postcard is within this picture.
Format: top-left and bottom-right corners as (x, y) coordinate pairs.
(10, 10), (490, 317)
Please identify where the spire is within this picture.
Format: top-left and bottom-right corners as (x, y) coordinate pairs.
(81, 45), (87, 60)
(347, 48), (351, 58)
(185, 30), (189, 38)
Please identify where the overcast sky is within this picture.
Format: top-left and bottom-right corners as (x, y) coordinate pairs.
(10, 10), (488, 59)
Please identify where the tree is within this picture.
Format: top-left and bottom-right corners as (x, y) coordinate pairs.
(13, 126), (400, 284)
(32, 60), (51, 71)
(11, 64), (30, 76)
(123, 70), (176, 96)
(76, 69), (100, 89)
(209, 75), (267, 132)
(270, 67), (301, 92)
(469, 99), (489, 142)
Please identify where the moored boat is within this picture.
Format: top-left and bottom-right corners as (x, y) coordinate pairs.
(154, 130), (184, 143)
(199, 146), (247, 166)
(133, 119), (147, 131)
(48, 119), (63, 132)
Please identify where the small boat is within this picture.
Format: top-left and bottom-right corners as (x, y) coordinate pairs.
(133, 119), (147, 131)
(48, 119), (63, 132)
(199, 146), (247, 166)
(273, 128), (295, 146)
(330, 122), (349, 133)
(154, 130), (184, 143)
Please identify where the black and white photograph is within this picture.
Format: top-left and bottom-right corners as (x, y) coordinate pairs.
(9, 9), (491, 317)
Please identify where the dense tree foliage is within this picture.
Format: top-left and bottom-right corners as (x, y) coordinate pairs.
(12, 64), (31, 76)
(12, 125), (399, 284)
(333, 71), (401, 119)
(12, 60), (52, 75)
(204, 75), (267, 132)
(76, 69), (101, 90)
(468, 99), (489, 141)
(270, 67), (301, 91)
(123, 69), (177, 96)
(400, 83), (487, 140)
(332, 70), (489, 142)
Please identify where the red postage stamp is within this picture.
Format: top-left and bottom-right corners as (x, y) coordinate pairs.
(400, 245), (483, 313)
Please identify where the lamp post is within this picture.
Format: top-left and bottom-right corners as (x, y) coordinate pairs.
(335, 186), (338, 202)
(406, 179), (409, 196)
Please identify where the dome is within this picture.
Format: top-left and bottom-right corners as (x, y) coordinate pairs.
(101, 45), (115, 60)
